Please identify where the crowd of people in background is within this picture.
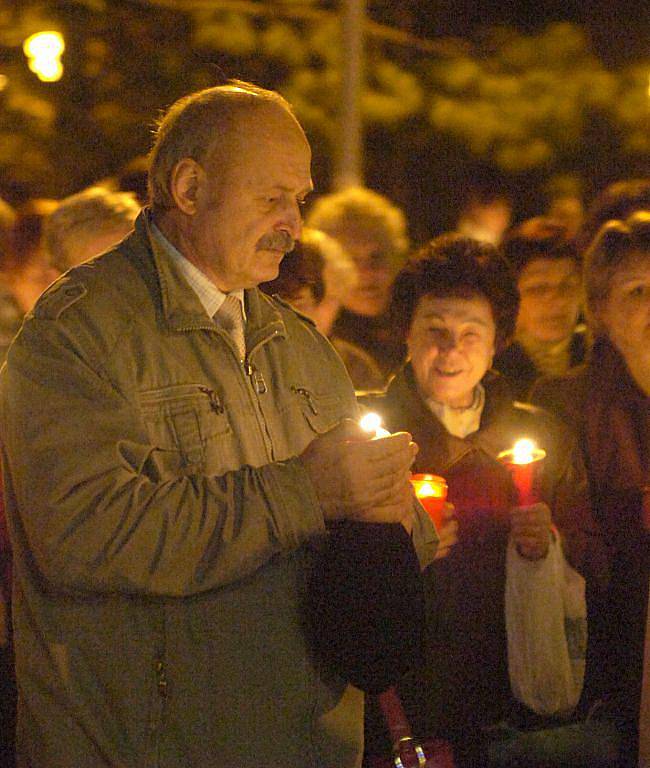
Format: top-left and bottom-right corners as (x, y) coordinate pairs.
(0, 130), (648, 768)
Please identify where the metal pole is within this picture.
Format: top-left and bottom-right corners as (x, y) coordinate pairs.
(335, 0), (365, 190)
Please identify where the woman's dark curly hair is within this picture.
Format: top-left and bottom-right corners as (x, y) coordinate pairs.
(390, 233), (519, 353)
(503, 217), (578, 276)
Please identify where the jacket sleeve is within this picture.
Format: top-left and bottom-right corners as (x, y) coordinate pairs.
(549, 429), (609, 588)
(0, 316), (327, 599)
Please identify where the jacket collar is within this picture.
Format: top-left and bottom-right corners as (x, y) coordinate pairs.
(132, 211), (288, 348)
(385, 364), (518, 472)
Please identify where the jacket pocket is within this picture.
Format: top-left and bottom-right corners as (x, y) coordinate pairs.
(291, 386), (346, 435)
(139, 383), (231, 474)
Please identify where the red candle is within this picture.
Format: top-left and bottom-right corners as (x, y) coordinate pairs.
(411, 473), (448, 530)
(498, 439), (546, 506)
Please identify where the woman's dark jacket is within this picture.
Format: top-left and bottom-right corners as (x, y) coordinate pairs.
(361, 365), (606, 753)
(531, 337), (650, 763)
(493, 326), (588, 401)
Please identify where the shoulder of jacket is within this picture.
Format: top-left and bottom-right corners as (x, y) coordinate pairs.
(33, 248), (139, 322)
(32, 275), (89, 320)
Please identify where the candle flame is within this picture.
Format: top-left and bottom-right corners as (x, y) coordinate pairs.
(416, 481), (444, 498)
(359, 412), (390, 437)
(359, 412), (381, 434)
(512, 438), (536, 465)
(411, 473), (448, 500)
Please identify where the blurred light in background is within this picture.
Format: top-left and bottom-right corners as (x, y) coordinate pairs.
(0, 74), (8, 92)
(23, 31), (65, 82)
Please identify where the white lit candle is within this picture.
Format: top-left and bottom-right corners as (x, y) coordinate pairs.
(359, 412), (391, 439)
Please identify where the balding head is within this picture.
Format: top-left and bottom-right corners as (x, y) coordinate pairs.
(148, 81), (295, 213)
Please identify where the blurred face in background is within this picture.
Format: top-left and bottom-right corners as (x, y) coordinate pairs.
(61, 223), (135, 270)
(4, 200), (60, 312)
(13, 249), (59, 312)
(336, 231), (395, 317)
(285, 285), (319, 319)
(407, 292), (496, 408)
(599, 250), (650, 394)
(516, 257), (582, 344)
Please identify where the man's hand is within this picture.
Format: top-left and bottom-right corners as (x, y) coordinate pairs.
(510, 501), (552, 560)
(433, 502), (458, 560)
(300, 419), (417, 526)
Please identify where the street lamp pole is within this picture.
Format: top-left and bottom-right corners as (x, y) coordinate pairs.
(335, 0), (365, 190)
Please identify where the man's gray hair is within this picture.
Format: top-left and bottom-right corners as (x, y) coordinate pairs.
(44, 186), (140, 271)
(148, 80), (291, 212)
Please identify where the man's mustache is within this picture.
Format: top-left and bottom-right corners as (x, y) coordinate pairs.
(256, 231), (295, 253)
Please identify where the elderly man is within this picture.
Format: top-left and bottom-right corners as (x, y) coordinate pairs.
(0, 82), (436, 767)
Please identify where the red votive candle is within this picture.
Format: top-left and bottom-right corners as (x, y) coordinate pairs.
(497, 439), (546, 506)
(411, 473), (448, 530)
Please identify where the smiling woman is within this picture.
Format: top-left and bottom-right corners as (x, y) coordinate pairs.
(361, 233), (607, 765)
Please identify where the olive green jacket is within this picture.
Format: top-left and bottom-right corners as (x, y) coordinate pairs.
(0, 213), (436, 768)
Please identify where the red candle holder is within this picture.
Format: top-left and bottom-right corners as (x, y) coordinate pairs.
(497, 439), (546, 506)
(411, 473), (448, 530)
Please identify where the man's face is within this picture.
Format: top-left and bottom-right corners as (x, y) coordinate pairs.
(188, 104), (313, 292)
(407, 293), (496, 408)
(336, 231), (395, 317)
(516, 257), (582, 344)
(600, 251), (650, 378)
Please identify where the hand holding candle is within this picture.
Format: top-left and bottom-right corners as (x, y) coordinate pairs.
(498, 438), (551, 560)
(301, 419), (416, 524)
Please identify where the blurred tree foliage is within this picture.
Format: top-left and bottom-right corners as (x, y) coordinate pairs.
(0, 0), (647, 236)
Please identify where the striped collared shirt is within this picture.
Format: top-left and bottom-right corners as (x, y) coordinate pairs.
(149, 215), (245, 321)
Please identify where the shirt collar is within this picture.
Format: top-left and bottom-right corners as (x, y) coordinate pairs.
(426, 384), (486, 439)
(148, 213), (245, 321)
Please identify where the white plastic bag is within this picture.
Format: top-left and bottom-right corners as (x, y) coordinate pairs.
(505, 535), (587, 717)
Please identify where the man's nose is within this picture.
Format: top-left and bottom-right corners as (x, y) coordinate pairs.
(278, 199), (303, 240)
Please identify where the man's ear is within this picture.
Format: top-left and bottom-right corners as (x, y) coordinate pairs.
(169, 158), (205, 215)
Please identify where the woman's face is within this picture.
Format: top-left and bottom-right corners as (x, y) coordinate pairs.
(407, 292), (496, 408)
(600, 250), (650, 385)
(516, 257), (582, 343)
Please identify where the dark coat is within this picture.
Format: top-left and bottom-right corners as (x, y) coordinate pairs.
(331, 308), (406, 380)
(361, 366), (605, 753)
(531, 338), (650, 764)
(493, 326), (588, 401)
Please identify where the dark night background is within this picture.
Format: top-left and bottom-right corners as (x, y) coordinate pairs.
(0, 0), (648, 243)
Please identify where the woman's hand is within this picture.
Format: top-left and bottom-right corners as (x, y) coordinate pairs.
(433, 502), (458, 560)
(510, 501), (553, 560)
